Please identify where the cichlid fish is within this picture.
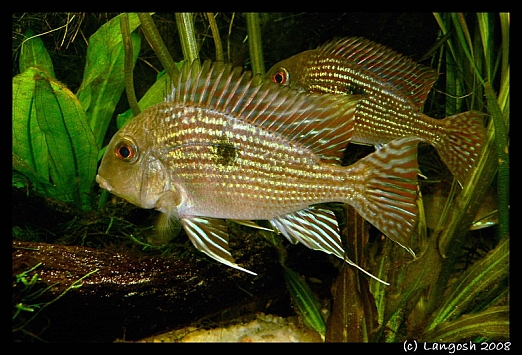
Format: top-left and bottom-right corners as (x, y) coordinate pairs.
(266, 37), (487, 185)
(96, 60), (421, 284)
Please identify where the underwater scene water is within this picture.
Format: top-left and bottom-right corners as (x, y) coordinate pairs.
(12, 13), (509, 343)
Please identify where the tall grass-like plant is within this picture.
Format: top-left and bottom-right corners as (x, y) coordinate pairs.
(366, 12), (509, 342)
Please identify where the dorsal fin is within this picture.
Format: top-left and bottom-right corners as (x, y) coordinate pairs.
(317, 37), (439, 108)
(171, 60), (362, 162)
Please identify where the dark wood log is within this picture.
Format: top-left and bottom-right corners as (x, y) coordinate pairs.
(12, 235), (287, 342)
(12, 187), (337, 342)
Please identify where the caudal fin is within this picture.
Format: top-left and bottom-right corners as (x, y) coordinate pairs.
(349, 136), (421, 256)
(435, 111), (487, 185)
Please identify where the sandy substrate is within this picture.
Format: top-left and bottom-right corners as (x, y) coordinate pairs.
(138, 313), (324, 342)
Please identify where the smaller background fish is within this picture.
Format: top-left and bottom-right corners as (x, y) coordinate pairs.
(266, 37), (487, 185)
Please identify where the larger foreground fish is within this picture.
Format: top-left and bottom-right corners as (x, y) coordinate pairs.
(266, 37), (487, 185)
(96, 60), (421, 283)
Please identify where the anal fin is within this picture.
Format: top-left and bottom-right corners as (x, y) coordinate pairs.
(270, 207), (389, 285)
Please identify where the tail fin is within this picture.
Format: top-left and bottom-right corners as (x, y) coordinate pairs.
(435, 111), (487, 185)
(348, 137), (421, 256)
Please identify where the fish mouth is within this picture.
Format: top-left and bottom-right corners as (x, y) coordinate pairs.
(96, 175), (113, 192)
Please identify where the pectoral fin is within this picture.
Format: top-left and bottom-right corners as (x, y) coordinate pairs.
(181, 216), (257, 275)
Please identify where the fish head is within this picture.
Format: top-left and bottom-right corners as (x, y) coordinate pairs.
(265, 51), (313, 91)
(96, 116), (182, 213)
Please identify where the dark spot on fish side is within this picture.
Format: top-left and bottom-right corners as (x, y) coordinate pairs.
(347, 84), (366, 96)
(211, 140), (239, 167)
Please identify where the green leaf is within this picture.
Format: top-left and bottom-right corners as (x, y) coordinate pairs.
(12, 153), (58, 197)
(485, 82), (509, 239)
(423, 306), (509, 342)
(19, 29), (56, 77)
(76, 13), (141, 149)
(13, 67), (98, 210)
(428, 236), (509, 327)
(284, 267), (326, 339)
(370, 230), (442, 341)
(13, 69), (48, 178)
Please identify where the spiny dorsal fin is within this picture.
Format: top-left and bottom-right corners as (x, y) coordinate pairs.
(171, 60), (362, 163)
(317, 37), (439, 108)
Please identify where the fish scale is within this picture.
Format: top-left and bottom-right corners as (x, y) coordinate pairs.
(154, 106), (351, 220)
(278, 54), (448, 145)
(266, 36), (487, 184)
(97, 59), (421, 282)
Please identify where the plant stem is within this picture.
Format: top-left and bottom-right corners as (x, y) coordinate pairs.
(246, 13), (265, 75)
(137, 13), (179, 81)
(120, 13), (140, 117)
(206, 13), (223, 61)
(175, 13), (200, 70)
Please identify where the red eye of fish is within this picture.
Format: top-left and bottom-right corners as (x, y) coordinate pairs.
(271, 68), (289, 84)
(115, 139), (138, 163)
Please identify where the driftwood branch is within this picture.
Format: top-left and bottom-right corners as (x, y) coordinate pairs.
(12, 237), (285, 342)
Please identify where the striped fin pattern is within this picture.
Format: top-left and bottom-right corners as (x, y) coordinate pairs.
(432, 111), (487, 185)
(181, 216), (257, 275)
(171, 60), (361, 162)
(270, 206), (389, 284)
(350, 136), (421, 256)
(270, 207), (343, 254)
(317, 37), (439, 108)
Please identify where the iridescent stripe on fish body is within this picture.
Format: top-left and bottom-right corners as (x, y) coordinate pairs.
(316, 37), (439, 107)
(147, 99), (420, 252)
(97, 59), (422, 279)
(147, 104), (358, 220)
(266, 37), (487, 184)
(283, 53), (445, 146)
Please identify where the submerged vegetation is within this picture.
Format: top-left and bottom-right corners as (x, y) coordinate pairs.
(12, 13), (508, 342)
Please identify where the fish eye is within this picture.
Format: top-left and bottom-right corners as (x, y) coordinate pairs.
(271, 68), (289, 84)
(114, 139), (138, 163)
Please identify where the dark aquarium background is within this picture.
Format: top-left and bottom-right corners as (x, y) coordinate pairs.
(12, 13), (509, 343)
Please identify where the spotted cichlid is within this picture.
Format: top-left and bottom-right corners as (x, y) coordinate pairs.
(96, 60), (421, 283)
(266, 37), (487, 185)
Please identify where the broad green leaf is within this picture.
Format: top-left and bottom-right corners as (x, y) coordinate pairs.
(423, 306), (509, 342)
(13, 69), (50, 182)
(13, 67), (98, 210)
(19, 29), (55, 77)
(12, 153), (58, 197)
(77, 13), (141, 149)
